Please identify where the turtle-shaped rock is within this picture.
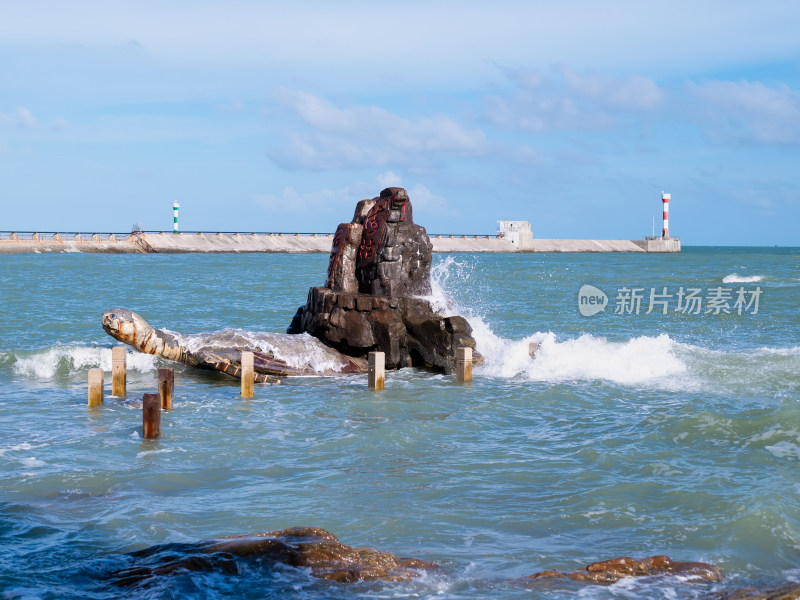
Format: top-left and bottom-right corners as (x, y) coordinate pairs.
(102, 308), (368, 383)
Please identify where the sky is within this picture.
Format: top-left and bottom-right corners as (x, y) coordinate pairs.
(1, 1), (799, 245)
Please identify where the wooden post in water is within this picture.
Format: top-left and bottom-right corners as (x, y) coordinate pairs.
(111, 346), (126, 396)
(142, 393), (161, 439)
(241, 351), (254, 398)
(368, 351), (385, 390)
(158, 368), (174, 410)
(88, 368), (104, 407)
(456, 347), (473, 383)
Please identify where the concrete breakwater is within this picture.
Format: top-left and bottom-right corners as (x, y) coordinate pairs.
(0, 231), (680, 253)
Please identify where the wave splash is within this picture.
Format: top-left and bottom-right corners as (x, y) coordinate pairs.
(427, 257), (798, 390)
(477, 327), (686, 385)
(723, 273), (763, 283)
(426, 256), (686, 385)
(9, 345), (157, 379)
(172, 329), (356, 374)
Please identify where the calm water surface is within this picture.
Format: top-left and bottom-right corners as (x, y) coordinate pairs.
(0, 248), (798, 599)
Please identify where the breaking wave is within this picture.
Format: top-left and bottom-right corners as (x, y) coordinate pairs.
(171, 329), (354, 374)
(427, 257), (799, 391)
(475, 325), (687, 385)
(723, 273), (764, 283)
(8, 345), (157, 380)
(471, 323), (799, 391)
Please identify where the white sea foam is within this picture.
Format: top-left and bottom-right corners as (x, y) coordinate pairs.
(172, 329), (352, 374)
(137, 448), (174, 458)
(765, 441), (800, 460)
(423, 257), (800, 390)
(723, 273), (763, 283)
(426, 257), (688, 386)
(753, 346), (800, 356)
(424, 255), (470, 315)
(12, 345), (156, 379)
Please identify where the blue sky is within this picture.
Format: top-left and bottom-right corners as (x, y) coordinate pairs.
(1, 1), (799, 245)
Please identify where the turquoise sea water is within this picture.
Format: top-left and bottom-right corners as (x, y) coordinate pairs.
(0, 248), (798, 599)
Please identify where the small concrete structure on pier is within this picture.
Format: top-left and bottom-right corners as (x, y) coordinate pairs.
(633, 237), (682, 253)
(497, 221), (534, 249)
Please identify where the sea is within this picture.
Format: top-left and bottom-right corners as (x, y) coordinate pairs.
(0, 247), (798, 599)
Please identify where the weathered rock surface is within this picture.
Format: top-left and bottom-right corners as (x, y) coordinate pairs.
(295, 286), (477, 373)
(289, 187), (481, 374)
(529, 555), (723, 584)
(110, 531), (730, 591)
(110, 526), (437, 585)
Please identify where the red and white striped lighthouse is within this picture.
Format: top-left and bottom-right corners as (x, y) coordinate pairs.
(661, 192), (670, 239)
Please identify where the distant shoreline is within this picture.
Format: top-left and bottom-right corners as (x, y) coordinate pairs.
(0, 231), (683, 254)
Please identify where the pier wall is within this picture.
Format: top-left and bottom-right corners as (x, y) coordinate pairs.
(0, 232), (680, 254)
(522, 239), (645, 252)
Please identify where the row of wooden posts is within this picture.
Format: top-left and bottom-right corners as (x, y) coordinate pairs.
(87, 347), (474, 438)
(367, 347), (474, 389)
(87, 347), (175, 439)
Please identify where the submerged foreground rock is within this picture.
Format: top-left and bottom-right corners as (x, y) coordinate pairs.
(110, 529), (724, 590)
(289, 187), (481, 373)
(110, 526), (437, 585)
(529, 555), (723, 584)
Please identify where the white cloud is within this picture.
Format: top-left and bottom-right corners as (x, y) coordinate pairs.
(269, 89), (487, 170)
(15, 106), (38, 128)
(689, 79), (800, 145)
(485, 65), (663, 133)
(407, 183), (451, 217)
(377, 171), (403, 188)
(0, 107), (39, 128)
(253, 182), (376, 216)
(0, 107), (67, 131)
(254, 177), (451, 219)
(728, 184), (800, 215)
(558, 66), (663, 111)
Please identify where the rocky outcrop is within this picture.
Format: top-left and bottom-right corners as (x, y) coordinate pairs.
(289, 187), (481, 374)
(111, 526), (437, 585)
(296, 287), (476, 373)
(529, 555), (723, 584)
(110, 530), (729, 590)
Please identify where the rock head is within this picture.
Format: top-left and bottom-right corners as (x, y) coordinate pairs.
(109, 526), (437, 585)
(288, 187), (480, 374)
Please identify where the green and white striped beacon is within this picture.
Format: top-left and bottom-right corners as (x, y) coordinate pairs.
(172, 201), (180, 233)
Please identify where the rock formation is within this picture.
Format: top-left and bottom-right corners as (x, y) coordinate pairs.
(110, 526), (437, 585)
(288, 187), (481, 374)
(529, 555), (723, 584)
(110, 529), (727, 591)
